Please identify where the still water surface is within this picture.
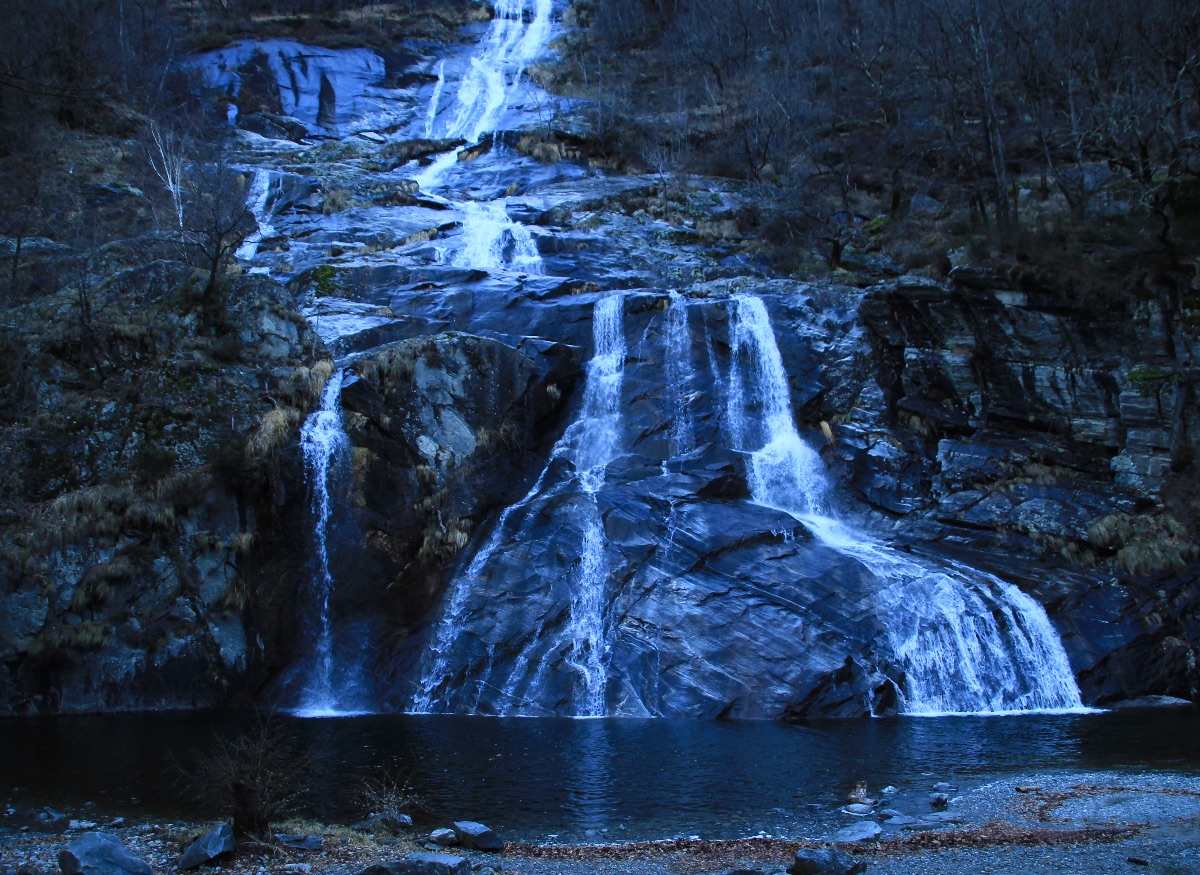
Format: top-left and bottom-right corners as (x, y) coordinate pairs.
(2, 711), (1198, 842)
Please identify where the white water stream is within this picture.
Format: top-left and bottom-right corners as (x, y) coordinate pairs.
(411, 294), (626, 715)
(413, 0), (551, 271)
(725, 295), (1086, 714)
(294, 369), (366, 716)
(454, 200), (543, 274)
(234, 169), (275, 262)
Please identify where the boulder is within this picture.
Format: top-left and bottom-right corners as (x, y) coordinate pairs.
(450, 821), (502, 851)
(830, 821), (882, 843)
(428, 828), (457, 846)
(359, 853), (470, 875)
(789, 847), (867, 875)
(58, 833), (153, 875)
(178, 823), (235, 870)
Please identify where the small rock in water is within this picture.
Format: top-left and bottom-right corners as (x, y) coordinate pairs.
(880, 785), (898, 795)
(178, 823), (235, 870)
(840, 804), (875, 817)
(830, 821), (882, 843)
(884, 815), (917, 826)
(450, 821), (502, 851)
(879, 808), (902, 817)
(789, 847), (867, 875)
(932, 782), (956, 792)
(929, 793), (950, 810)
(58, 832), (153, 875)
(428, 828), (457, 846)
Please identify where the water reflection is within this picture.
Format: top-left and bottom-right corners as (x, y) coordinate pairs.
(566, 719), (613, 834)
(2, 711), (1197, 841)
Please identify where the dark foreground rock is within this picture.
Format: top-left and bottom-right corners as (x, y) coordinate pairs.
(790, 848), (867, 875)
(451, 821), (502, 851)
(178, 823), (235, 870)
(58, 832), (153, 875)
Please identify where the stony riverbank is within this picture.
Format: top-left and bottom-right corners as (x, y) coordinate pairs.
(4, 771), (1199, 875)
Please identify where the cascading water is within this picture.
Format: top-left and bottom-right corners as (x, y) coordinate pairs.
(424, 59), (446, 138)
(438, 0), (553, 143)
(410, 294), (626, 716)
(454, 200), (543, 274)
(234, 169), (275, 262)
(413, 0), (552, 270)
(664, 291), (697, 460)
(725, 294), (1085, 714)
(556, 293), (626, 715)
(294, 368), (362, 716)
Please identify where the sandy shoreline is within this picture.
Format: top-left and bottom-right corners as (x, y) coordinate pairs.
(4, 772), (1199, 875)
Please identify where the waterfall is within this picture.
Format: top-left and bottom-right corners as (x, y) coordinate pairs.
(424, 59), (446, 139)
(453, 200), (543, 274)
(294, 368), (361, 716)
(664, 291), (696, 460)
(726, 295), (1085, 715)
(415, 0), (553, 193)
(410, 294), (626, 716)
(234, 169), (275, 262)
(440, 0), (554, 143)
(557, 293), (626, 714)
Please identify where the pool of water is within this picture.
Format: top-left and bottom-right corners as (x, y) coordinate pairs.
(2, 710), (1198, 842)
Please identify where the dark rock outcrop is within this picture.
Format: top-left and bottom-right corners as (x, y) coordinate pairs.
(0, 263), (323, 713)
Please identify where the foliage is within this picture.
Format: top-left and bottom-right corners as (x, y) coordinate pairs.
(354, 773), (425, 833)
(182, 716), (317, 838)
(572, 0), (1200, 294)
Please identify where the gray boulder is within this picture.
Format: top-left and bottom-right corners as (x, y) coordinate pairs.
(450, 821), (502, 851)
(359, 853), (470, 875)
(59, 833), (153, 875)
(428, 828), (457, 846)
(830, 821), (882, 843)
(178, 823), (235, 870)
(790, 848), (867, 875)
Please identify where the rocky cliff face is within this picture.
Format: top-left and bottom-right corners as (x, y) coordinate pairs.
(817, 274), (1200, 706)
(0, 262), (326, 713)
(5, 12), (1198, 715)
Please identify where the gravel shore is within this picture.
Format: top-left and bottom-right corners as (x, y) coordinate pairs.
(4, 771), (1199, 875)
